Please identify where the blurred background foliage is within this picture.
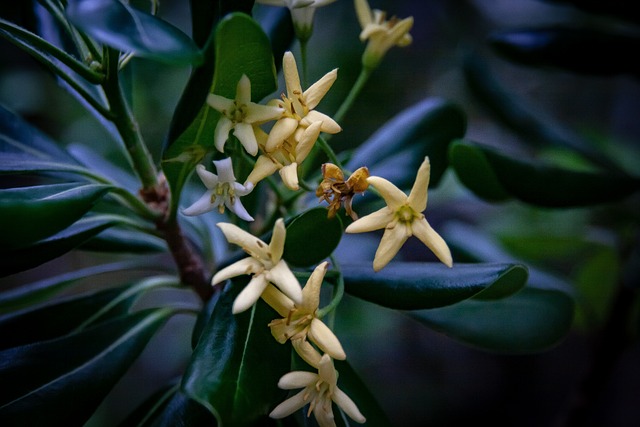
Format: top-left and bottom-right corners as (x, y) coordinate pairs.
(1, 0), (639, 426)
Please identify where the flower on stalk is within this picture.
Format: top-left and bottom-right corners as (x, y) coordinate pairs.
(263, 261), (346, 368)
(212, 219), (302, 313)
(207, 74), (283, 156)
(316, 163), (370, 219)
(345, 157), (452, 272)
(256, 0), (337, 42)
(265, 51), (340, 154)
(354, 0), (414, 70)
(182, 158), (254, 221)
(245, 121), (323, 191)
(269, 354), (366, 427)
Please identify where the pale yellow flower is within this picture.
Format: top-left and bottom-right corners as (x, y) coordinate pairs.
(354, 0), (414, 69)
(256, 0), (338, 42)
(269, 354), (366, 427)
(345, 157), (453, 271)
(207, 74), (283, 156)
(212, 219), (302, 313)
(265, 51), (341, 153)
(263, 261), (346, 368)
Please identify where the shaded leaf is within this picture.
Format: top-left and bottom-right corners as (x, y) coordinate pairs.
(342, 261), (529, 310)
(0, 308), (173, 426)
(80, 226), (167, 253)
(409, 287), (575, 353)
(0, 215), (120, 278)
(489, 27), (640, 77)
(283, 207), (343, 268)
(182, 281), (289, 426)
(540, 0), (640, 23)
(0, 183), (111, 250)
(449, 140), (640, 207)
(162, 13), (277, 217)
(66, 0), (202, 65)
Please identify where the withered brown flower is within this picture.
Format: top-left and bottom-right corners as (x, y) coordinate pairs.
(316, 163), (369, 220)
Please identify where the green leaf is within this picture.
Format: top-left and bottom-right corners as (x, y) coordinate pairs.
(409, 287), (575, 353)
(0, 308), (173, 426)
(0, 183), (111, 251)
(449, 140), (640, 207)
(283, 207), (343, 267)
(342, 262), (529, 310)
(162, 12), (277, 217)
(0, 215), (120, 278)
(0, 285), (135, 350)
(79, 226), (167, 253)
(182, 281), (290, 426)
(489, 27), (640, 77)
(66, 0), (202, 65)
(347, 98), (466, 189)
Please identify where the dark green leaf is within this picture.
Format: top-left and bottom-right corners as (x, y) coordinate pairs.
(117, 382), (180, 427)
(541, 0), (640, 23)
(346, 98), (466, 189)
(0, 285), (135, 350)
(80, 226), (167, 253)
(0, 308), (173, 426)
(0, 183), (111, 250)
(0, 153), (90, 176)
(489, 27), (640, 77)
(162, 13), (277, 217)
(283, 207), (343, 267)
(182, 281), (289, 426)
(409, 287), (575, 353)
(449, 140), (640, 207)
(256, 6), (294, 74)
(66, 0), (202, 65)
(0, 215), (120, 278)
(342, 262), (529, 310)
(129, 389), (218, 427)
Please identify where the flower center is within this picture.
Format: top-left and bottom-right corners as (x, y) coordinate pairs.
(395, 204), (418, 224)
(228, 101), (248, 123)
(210, 182), (235, 214)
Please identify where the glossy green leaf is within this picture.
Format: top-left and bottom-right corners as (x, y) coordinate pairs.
(162, 13), (277, 217)
(0, 215), (120, 278)
(182, 281), (289, 426)
(0, 183), (111, 250)
(342, 262), (529, 310)
(490, 27), (640, 77)
(0, 308), (173, 426)
(347, 98), (466, 189)
(449, 140), (640, 207)
(66, 0), (202, 65)
(283, 207), (343, 267)
(0, 285), (135, 350)
(80, 227), (167, 253)
(409, 287), (575, 353)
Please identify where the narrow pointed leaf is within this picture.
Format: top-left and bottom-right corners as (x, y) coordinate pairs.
(66, 0), (202, 65)
(0, 183), (111, 250)
(79, 227), (167, 253)
(162, 13), (277, 217)
(342, 262), (529, 310)
(409, 287), (574, 353)
(182, 281), (290, 426)
(283, 207), (343, 267)
(0, 216), (121, 278)
(347, 98), (466, 189)
(0, 308), (173, 426)
(449, 140), (640, 207)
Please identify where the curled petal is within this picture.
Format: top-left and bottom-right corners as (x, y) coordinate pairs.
(195, 164), (219, 189)
(301, 261), (328, 311)
(246, 155), (279, 186)
(333, 387), (366, 424)
(309, 318), (346, 360)
(367, 176), (407, 210)
(211, 158), (235, 183)
(302, 110), (341, 134)
(279, 163), (300, 191)
(267, 260), (303, 304)
(211, 257), (261, 285)
(266, 117), (299, 152)
(278, 371), (318, 390)
(270, 218), (286, 263)
(304, 68), (337, 110)
(373, 222), (411, 272)
(411, 217), (453, 267)
(345, 207), (393, 233)
(270, 389), (310, 419)
(317, 354), (337, 385)
(227, 194), (254, 222)
(214, 118), (233, 152)
(292, 338), (323, 368)
(261, 284), (294, 317)
(181, 190), (214, 216)
(233, 122), (259, 156)
(232, 274), (269, 314)
(295, 121), (323, 163)
(312, 403), (335, 427)
(216, 222), (271, 261)
(389, 16), (414, 46)
(406, 156), (430, 212)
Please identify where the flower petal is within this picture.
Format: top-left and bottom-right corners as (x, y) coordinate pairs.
(411, 217), (453, 267)
(367, 176), (407, 210)
(211, 158), (236, 183)
(195, 164), (219, 189)
(309, 318), (346, 360)
(345, 207), (393, 233)
(216, 222), (271, 261)
(354, 0), (373, 29)
(278, 371), (318, 389)
(207, 93), (235, 113)
(332, 387), (366, 424)
(312, 403), (335, 427)
(373, 222), (411, 271)
(292, 338), (323, 368)
(302, 110), (341, 134)
(283, 51), (302, 98)
(266, 117), (299, 152)
(261, 283), (294, 316)
(318, 354), (336, 385)
(236, 74), (251, 104)
(214, 117), (233, 153)
(295, 121), (323, 163)
(270, 389), (310, 419)
(300, 261), (328, 311)
(246, 155), (279, 186)
(232, 273), (268, 314)
(181, 191), (214, 216)
(279, 163), (300, 191)
(244, 102), (284, 124)
(267, 260), (303, 304)
(227, 194), (254, 222)
(406, 156), (430, 212)
(269, 218), (286, 263)
(233, 122), (259, 156)
(304, 68), (337, 110)
(211, 257), (261, 285)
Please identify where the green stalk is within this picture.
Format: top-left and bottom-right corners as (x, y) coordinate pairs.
(333, 67), (372, 125)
